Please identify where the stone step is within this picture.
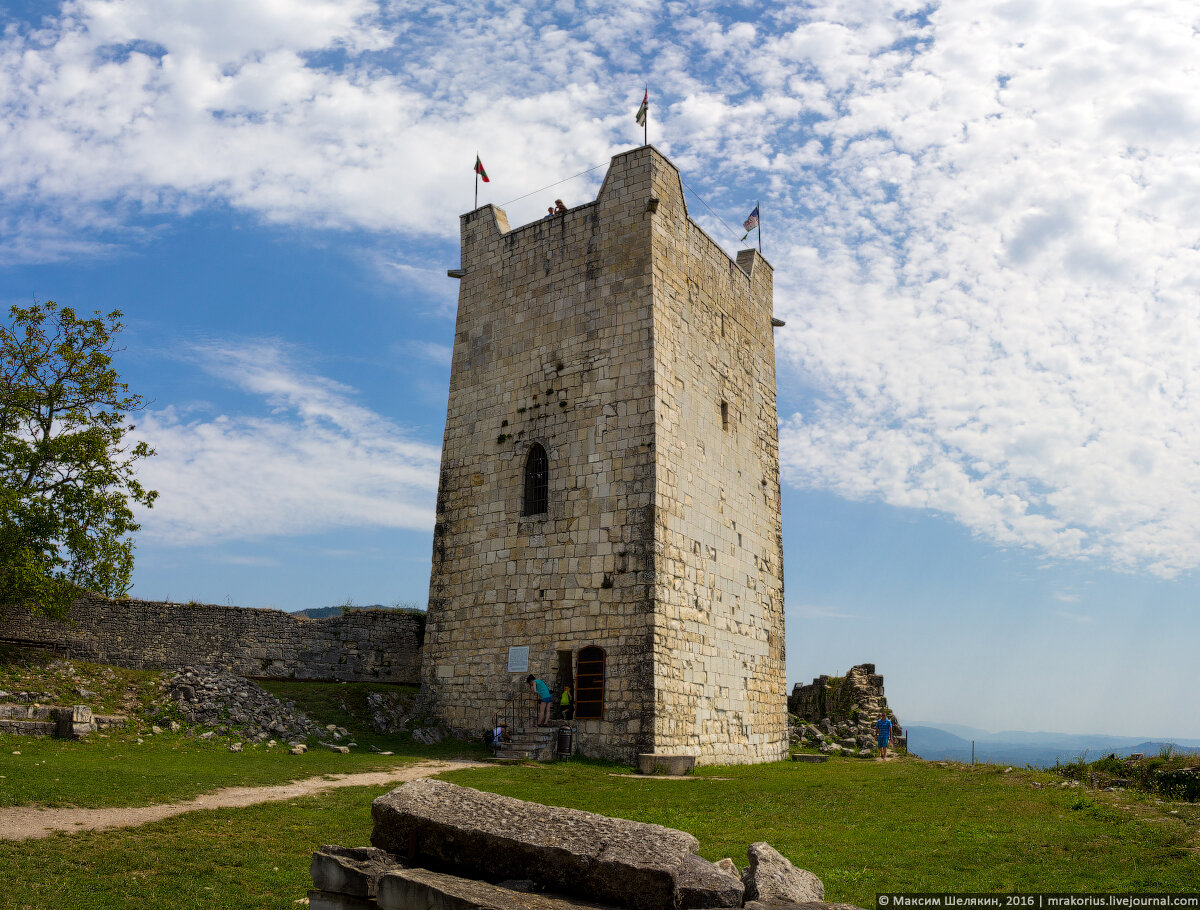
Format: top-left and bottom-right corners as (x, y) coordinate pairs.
(0, 704), (56, 720)
(0, 719), (56, 735)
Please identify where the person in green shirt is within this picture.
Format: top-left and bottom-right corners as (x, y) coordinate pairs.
(560, 684), (574, 721)
(527, 674), (552, 726)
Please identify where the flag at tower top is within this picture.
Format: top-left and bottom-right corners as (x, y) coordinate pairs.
(474, 156), (489, 182)
(635, 90), (648, 127)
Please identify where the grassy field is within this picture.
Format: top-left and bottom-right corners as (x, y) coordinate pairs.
(2, 648), (1197, 908)
(1, 756), (1196, 909)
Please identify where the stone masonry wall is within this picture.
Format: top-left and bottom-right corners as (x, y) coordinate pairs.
(421, 149), (661, 760)
(0, 597), (423, 684)
(647, 156), (787, 764)
(422, 146), (786, 764)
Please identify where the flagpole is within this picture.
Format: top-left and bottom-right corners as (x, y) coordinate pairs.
(475, 152), (479, 210)
(757, 199), (762, 254)
(644, 86), (649, 146)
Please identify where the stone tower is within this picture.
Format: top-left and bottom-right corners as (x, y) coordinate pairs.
(422, 146), (786, 765)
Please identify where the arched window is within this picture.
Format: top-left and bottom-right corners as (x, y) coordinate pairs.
(575, 645), (605, 720)
(522, 444), (548, 516)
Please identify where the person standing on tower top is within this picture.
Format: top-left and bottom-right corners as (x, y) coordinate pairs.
(527, 674), (552, 726)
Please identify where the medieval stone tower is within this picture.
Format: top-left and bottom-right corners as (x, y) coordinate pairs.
(421, 146), (786, 765)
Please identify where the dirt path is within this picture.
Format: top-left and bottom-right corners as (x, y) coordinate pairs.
(0, 759), (485, 841)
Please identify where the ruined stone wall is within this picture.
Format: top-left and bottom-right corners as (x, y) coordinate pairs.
(646, 156), (787, 764)
(422, 146), (787, 764)
(0, 597), (423, 684)
(789, 663), (890, 724)
(421, 149), (661, 760)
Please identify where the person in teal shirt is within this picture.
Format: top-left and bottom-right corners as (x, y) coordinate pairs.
(875, 711), (893, 760)
(527, 674), (552, 726)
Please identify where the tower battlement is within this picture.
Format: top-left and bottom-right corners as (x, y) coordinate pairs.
(422, 146), (786, 764)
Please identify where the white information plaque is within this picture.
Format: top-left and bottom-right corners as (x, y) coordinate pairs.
(507, 646), (529, 673)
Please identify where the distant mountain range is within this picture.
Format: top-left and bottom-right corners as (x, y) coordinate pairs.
(290, 604), (424, 619)
(905, 721), (1200, 767)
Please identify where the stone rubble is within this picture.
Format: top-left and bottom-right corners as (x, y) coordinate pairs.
(312, 780), (860, 910)
(165, 666), (323, 742)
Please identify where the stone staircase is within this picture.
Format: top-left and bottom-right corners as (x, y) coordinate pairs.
(0, 703), (127, 739)
(491, 724), (559, 763)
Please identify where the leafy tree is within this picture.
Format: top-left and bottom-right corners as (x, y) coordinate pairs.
(1, 301), (157, 618)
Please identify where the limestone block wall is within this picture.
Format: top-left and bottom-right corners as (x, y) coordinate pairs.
(422, 150), (662, 760)
(0, 597), (423, 684)
(424, 146), (787, 765)
(646, 155), (788, 764)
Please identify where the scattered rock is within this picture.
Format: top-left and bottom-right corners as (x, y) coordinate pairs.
(199, 731), (215, 740)
(151, 725), (164, 735)
(715, 858), (740, 878)
(166, 667), (321, 741)
(311, 846), (404, 898)
(377, 868), (606, 910)
(291, 744), (308, 755)
(230, 742), (243, 752)
(676, 853), (744, 908)
(321, 742), (350, 754)
(498, 880), (543, 893)
(742, 842), (824, 904)
(371, 779), (700, 910)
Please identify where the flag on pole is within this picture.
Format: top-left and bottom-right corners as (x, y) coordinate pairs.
(741, 204), (759, 240)
(635, 90), (648, 127)
(474, 156), (490, 182)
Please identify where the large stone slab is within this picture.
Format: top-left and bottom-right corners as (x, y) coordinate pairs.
(308, 890), (377, 910)
(744, 902), (865, 910)
(741, 843), (824, 904)
(311, 845), (405, 898)
(371, 780), (697, 910)
(675, 854), (743, 908)
(376, 868), (617, 910)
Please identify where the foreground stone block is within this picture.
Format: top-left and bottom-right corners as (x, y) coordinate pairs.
(742, 843), (824, 904)
(636, 754), (696, 776)
(311, 845), (405, 898)
(308, 889), (377, 910)
(377, 868), (615, 910)
(675, 854), (743, 908)
(371, 780), (697, 910)
(744, 902), (865, 910)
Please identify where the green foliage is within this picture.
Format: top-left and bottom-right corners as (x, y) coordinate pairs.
(0, 302), (156, 617)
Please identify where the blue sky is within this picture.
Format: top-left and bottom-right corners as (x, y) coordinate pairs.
(3, 0), (1198, 740)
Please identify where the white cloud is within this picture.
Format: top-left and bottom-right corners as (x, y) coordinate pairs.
(133, 341), (441, 544)
(1056, 611), (1094, 625)
(5, 0), (1200, 577)
(789, 603), (856, 620)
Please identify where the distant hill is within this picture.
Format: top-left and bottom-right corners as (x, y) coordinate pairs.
(906, 723), (1200, 768)
(290, 604), (425, 619)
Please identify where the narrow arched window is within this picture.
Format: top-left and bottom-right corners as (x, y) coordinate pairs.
(522, 444), (548, 516)
(575, 645), (605, 720)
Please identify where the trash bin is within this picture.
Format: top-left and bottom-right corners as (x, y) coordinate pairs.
(557, 725), (575, 759)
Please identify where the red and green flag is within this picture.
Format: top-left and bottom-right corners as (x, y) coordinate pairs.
(474, 155), (489, 182)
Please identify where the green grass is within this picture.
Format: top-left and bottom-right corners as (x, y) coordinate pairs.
(1, 758), (1195, 909)
(0, 649), (487, 808)
(3, 648), (1196, 907)
(0, 731), (429, 808)
(440, 757), (1199, 902)
(0, 644), (161, 717)
(0, 785), (390, 910)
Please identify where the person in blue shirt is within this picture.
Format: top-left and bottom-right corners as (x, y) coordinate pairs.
(527, 674), (552, 726)
(875, 711), (894, 760)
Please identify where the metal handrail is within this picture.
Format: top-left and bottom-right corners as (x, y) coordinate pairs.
(496, 690), (537, 746)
